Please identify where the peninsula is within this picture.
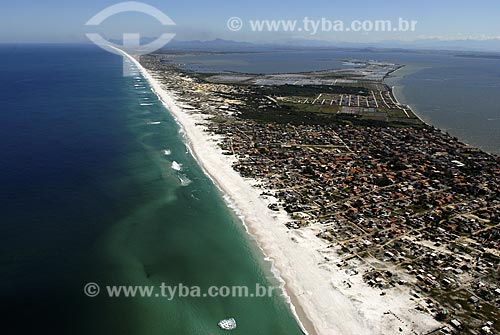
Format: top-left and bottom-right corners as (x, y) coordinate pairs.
(125, 50), (499, 335)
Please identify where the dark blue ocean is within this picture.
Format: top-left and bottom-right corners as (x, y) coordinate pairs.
(1, 44), (498, 335)
(0, 45), (304, 335)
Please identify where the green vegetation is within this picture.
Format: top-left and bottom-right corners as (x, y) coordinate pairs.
(281, 102), (341, 114)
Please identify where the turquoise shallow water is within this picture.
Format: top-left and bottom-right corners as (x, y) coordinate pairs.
(0, 45), (303, 335)
(82, 59), (304, 335)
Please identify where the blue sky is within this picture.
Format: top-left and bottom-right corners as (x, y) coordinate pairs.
(1, 0), (500, 44)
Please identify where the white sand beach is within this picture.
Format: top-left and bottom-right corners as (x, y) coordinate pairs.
(117, 48), (442, 335)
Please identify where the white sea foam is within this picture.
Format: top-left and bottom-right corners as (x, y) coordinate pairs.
(171, 161), (183, 171)
(177, 174), (192, 186)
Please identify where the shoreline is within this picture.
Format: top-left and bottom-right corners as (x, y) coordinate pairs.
(386, 66), (499, 157)
(116, 48), (443, 335)
(386, 65), (429, 127)
(116, 48), (316, 335)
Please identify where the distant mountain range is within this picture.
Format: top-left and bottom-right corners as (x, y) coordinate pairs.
(164, 38), (500, 53)
(107, 37), (500, 54)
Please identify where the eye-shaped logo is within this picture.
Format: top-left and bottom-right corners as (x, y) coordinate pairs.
(85, 1), (176, 58)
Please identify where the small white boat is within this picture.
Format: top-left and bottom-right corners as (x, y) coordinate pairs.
(218, 318), (237, 331)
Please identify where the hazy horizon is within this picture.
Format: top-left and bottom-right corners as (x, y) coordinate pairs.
(1, 0), (500, 52)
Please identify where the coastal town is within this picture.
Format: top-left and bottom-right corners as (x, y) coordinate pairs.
(140, 53), (500, 335)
